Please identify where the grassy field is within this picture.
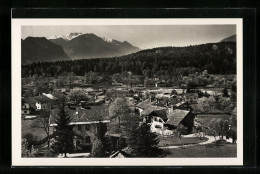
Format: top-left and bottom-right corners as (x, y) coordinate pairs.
(163, 141), (237, 157)
(22, 119), (47, 141)
(159, 136), (208, 147)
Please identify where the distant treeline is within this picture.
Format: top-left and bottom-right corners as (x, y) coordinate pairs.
(22, 42), (236, 78)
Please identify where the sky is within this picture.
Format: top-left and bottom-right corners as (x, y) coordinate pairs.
(22, 25), (236, 49)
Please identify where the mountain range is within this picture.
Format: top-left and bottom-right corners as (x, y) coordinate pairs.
(49, 33), (140, 59)
(21, 33), (236, 64)
(21, 37), (70, 65)
(21, 33), (140, 64)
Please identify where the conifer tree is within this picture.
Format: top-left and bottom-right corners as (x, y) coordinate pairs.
(127, 123), (162, 157)
(51, 104), (74, 157)
(222, 87), (229, 97)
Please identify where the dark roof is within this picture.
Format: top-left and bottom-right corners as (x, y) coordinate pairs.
(50, 104), (110, 125)
(34, 95), (52, 103)
(22, 97), (37, 109)
(22, 97), (37, 105)
(149, 109), (168, 120)
(166, 109), (190, 125)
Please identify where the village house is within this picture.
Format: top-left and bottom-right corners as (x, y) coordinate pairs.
(21, 97), (37, 115)
(155, 81), (166, 88)
(139, 100), (196, 135)
(135, 99), (153, 115)
(49, 104), (110, 151)
(34, 95), (53, 110)
(165, 109), (196, 133)
(184, 93), (199, 104)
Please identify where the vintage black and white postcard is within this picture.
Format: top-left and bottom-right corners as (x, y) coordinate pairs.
(12, 18), (243, 166)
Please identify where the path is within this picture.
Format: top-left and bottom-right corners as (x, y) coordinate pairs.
(58, 153), (90, 158)
(160, 134), (234, 149)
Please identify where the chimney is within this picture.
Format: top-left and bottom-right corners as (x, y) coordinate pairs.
(167, 105), (173, 114)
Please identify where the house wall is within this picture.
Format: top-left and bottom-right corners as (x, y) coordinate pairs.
(136, 107), (143, 116)
(184, 96), (198, 104)
(22, 103), (31, 115)
(72, 123), (107, 145)
(22, 103), (30, 109)
(35, 102), (48, 110)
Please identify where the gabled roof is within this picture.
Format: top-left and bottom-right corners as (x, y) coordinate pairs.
(149, 109), (168, 120)
(136, 99), (155, 109)
(22, 97), (37, 105)
(140, 104), (165, 116)
(50, 104), (110, 125)
(34, 95), (52, 103)
(43, 93), (58, 100)
(22, 97), (37, 109)
(166, 109), (190, 125)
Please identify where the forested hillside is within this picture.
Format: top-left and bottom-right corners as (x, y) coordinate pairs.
(22, 42), (236, 78)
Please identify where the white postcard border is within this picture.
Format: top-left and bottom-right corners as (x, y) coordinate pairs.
(12, 18), (243, 166)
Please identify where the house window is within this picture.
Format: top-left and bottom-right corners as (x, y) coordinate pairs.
(85, 124), (90, 131)
(85, 136), (91, 143)
(78, 125), (82, 131)
(76, 140), (81, 146)
(24, 111), (27, 114)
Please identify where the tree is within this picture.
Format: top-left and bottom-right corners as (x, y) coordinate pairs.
(68, 90), (90, 104)
(127, 123), (162, 157)
(214, 119), (230, 140)
(231, 84), (236, 93)
(22, 133), (35, 151)
(32, 110), (51, 147)
(215, 97), (235, 113)
(171, 89), (178, 96)
(197, 97), (216, 115)
(91, 139), (104, 157)
(91, 122), (108, 157)
(176, 124), (188, 138)
(186, 82), (191, 93)
(222, 87), (229, 97)
(22, 138), (38, 157)
(51, 104), (74, 157)
(85, 71), (101, 84)
(109, 97), (131, 131)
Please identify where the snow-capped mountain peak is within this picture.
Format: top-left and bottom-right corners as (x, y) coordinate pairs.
(102, 37), (113, 43)
(48, 35), (67, 40)
(49, 32), (83, 40)
(65, 32), (83, 40)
